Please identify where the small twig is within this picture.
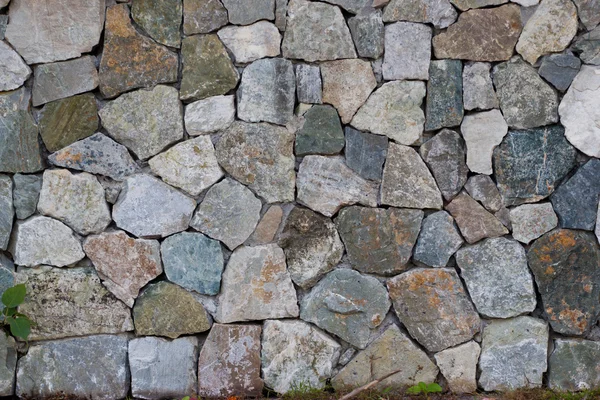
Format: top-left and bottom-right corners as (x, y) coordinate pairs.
(338, 369), (403, 400)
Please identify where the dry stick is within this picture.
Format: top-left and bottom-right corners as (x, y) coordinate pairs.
(338, 369), (403, 400)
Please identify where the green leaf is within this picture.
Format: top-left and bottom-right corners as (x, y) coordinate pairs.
(2, 284), (26, 308)
(418, 382), (427, 391)
(182, 397), (190, 400)
(4, 307), (17, 317)
(406, 385), (422, 395)
(426, 383), (442, 393)
(8, 316), (30, 340)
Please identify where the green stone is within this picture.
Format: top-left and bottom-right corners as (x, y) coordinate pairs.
(295, 105), (345, 156)
(38, 93), (99, 152)
(132, 0), (182, 48)
(180, 35), (239, 101)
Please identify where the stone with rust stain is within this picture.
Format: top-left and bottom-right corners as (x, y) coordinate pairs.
(527, 229), (600, 335)
(387, 268), (481, 352)
(446, 192), (508, 244)
(247, 205), (283, 246)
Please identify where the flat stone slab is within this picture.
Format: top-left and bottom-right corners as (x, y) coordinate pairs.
(295, 105), (344, 156)
(425, 60), (464, 131)
(296, 64), (322, 104)
(435, 341), (480, 394)
(183, 0), (228, 34)
(382, 0), (457, 28)
(218, 21), (281, 63)
(460, 110), (508, 175)
(383, 22), (431, 80)
(0, 41), (30, 92)
(464, 175), (503, 212)
(510, 203), (558, 244)
(221, 0), (275, 25)
(413, 210), (463, 268)
(132, 0), (182, 48)
(12, 174), (41, 220)
(248, 205), (283, 245)
(548, 339), (600, 391)
(538, 52), (581, 92)
(462, 62), (498, 111)
(446, 192), (508, 244)
(344, 128), (387, 182)
(348, 8), (384, 59)
(184, 95), (236, 135)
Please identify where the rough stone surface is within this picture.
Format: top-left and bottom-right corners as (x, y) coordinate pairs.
(548, 339), (600, 391)
(132, 0), (182, 48)
(113, 174), (196, 238)
(198, 324), (263, 397)
(183, 0), (228, 34)
(510, 203), (558, 244)
(100, 4), (178, 98)
(450, 0), (507, 9)
(0, 255), (14, 303)
(16, 335), (129, 400)
(262, 320), (341, 394)
(383, 22), (431, 81)
(297, 156), (378, 217)
(320, 0), (371, 12)
(0, 333), (16, 396)
(380, 143), (443, 210)
(446, 192), (508, 244)
(425, 60), (464, 131)
(275, 0), (288, 30)
(216, 244), (299, 323)
(190, 178), (261, 250)
(248, 206), (283, 245)
(344, 127), (387, 182)
(460, 110), (508, 175)
(12, 173), (41, 220)
(0, 176), (12, 251)
(479, 317), (548, 391)
(0, 15), (7, 40)
(161, 232), (224, 296)
(464, 175), (503, 212)
(538, 52), (581, 91)
(185, 95), (235, 135)
(413, 211), (463, 268)
(573, 0), (600, 30)
(528, 229), (600, 335)
(348, 8), (384, 59)
(296, 64), (322, 104)
(221, 0), (274, 25)
(387, 268), (481, 352)
(463, 62), (499, 111)
(432, 5), (522, 61)
(218, 21), (281, 63)
(295, 105), (344, 156)
(435, 341), (480, 394)
(133, 281), (211, 338)
(0, 41), (30, 92)
(572, 27), (600, 65)
(301, 268), (390, 349)
(336, 206), (423, 275)
(382, 0), (457, 28)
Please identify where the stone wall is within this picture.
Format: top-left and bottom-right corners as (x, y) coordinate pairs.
(0, 0), (600, 398)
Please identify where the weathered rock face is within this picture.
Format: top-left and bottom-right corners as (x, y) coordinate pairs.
(16, 335), (129, 400)
(446, 192), (508, 244)
(435, 341), (480, 394)
(538, 52), (581, 92)
(295, 105), (344, 156)
(450, 0), (507, 9)
(221, 0), (275, 25)
(382, 0), (457, 28)
(185, 95), (235, 135)
(248, 205), (283, 245)
(183, 0), (228, 34)
(425, 60), (464, 131)
(462, 62), (499, 111)
(320, 0), (370, 13)
(528, 229), (600, 335)
(348, 9), (384, 59)
(510, 203), (558, 244)
(344, 128), (387, 182)
(548, 339), (600, 391)
(0, 333), (16, 396)
(262, 320), (341, 394)
(571, 27), (600, 65)
(218, 21), (281, 63)
(132, 0), (182, 48)
(296, 64), (322, 104)
(460, 110), (508, 175)
(0, 41), (30, 92)
(464, 175), (503, 212)
(387, 268), (481, 352)
(414, 211), (463, 267)
(15, 266), (133, 340)
(573, 0), (600, 30)
(383, 22), (431, 81)
(336, 206), (423, 275)
(216, 244), (299, 323)
(301, 268), (390, 349)
(198, 324), (263, 398)
(0, 176), (13, 251)
(479, 317), (548, 391)
(12, 174), (41, 220)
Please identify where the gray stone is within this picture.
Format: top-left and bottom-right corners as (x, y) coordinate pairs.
(0, 333), (16, 396)
(4, 0), (104, 64)
(382, 22), (431, 81)
(510, 203), (558, 244)
(113, 174), (196, 238)
(275, 0), (288, 30)
(15, 266), (134, 340)
(573, 0), (600, 30)
(300, 268), (390, 349)
(382, 0), (457, 28)
(344, 127), (387, 182)
(380, 143), (443, 210)
(351, 81), (426, 145)
(37, 169), (111, 236)
(218, 21), (281, 63)
(216, 244), (299, 323)
(0, 176), (12, 251)
(425, 60), (464, 131)
(129, 336), (198, 400)
(479, 317), (548, 391)
(348, 8), (384, 59)
(183, 0), (228, 34)
(320, 0), (371, 12)
(190, 178), (261, 250)
(262, 319), (341, 394)
(548, 339), (600, 391)
(0, 41), (30, 91)
(463, 62), (499, 111)
(295, 105), (344, 156)
(221, 0), (274, 24)
(185, 95), (235, 136)
(387, 268), (481, 352)
(16, 335), (129, 400)
(414, 211), (463, 268)
(460, 110), (508, 175)
(100, 85), (184, 160)
(0, 254), (14, 301)
(451, 0), (506, 7)
(10, 216), (84, 267)
(0, 15), (7, 40)
(464, 175), (503, 212)
(161, 232), (224, 296)
(571, 27), (600, 65)
(434, 341), (480, 394)
(336, 206), (423, 275)
(493, 57), (559, 129)
(297, 156), (378, 217)
(420, 129), (468, 201)
(282, 0), (356, 62)
(132, 0), (182, 48)
(446, 192), (508, 244)
(237, 58), (295, 125)
(296, 64), (322, 104)
(279, 207), (343, 289)
(216, 122), (295, 203)
(538, 52), (581, 91)
(48, 133), (139, 181)
(456, 237), (536, 318)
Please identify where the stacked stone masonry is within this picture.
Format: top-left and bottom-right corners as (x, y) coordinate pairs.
(1, 0), (600, 398)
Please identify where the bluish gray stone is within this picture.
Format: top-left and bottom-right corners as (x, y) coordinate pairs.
(0, 176), (12, 251)
(221, 0), (275, 25)
(571, 26), (600, 65)
(295, 64), (322, 104)
(538, 52), (581, 91)
(344, 127), (387, 182)
(413, 211), (463, 268)
(425, 59), (464, 131)
(0, 15), (7, 40)
(161, 232), (224, 296)
(464, 175), (503, 212)
(12, 174), (41, 220)
(0, 254), (14, 301)
(0, 332), (16, 396)
(348, 8), (384, 59)
(549, 339), (600, 391)
(573, 0), (600, 31)
(295, 105), (344, 156)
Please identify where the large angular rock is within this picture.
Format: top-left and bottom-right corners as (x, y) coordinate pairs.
(516, 0), (578, 65)
(10, 216), (84, 267)
(432, 5), (522, 61)
(413, 211), (463, 268)
(130, 337), (198, 400)
(0, 176), (12, 251)
(15, 266), (133, 340)
(282, 0), (356, 62)
(344, 128), (387, 182)
(279, 207), (343, 289)
(296, 156), (378, 217)
(100, 85), (184, 160)
(218, 21), (281, 63)
(37, 169), (111, 236)
(216, 244), (299, 323)
(301, 268), (390, 349)
(548, 339), (600, 391)
(100, 4), (178, 98)
(237, 58), (295, 125)
(183, 0), (228, 34)
(538, 52), (581, 91)
(262, 320), (341, 394)
(16, 335), (129, 400)
(4, 0), (104, 64)
(425, 60), (463, 131)
(132, 0), (182, 48)
(185, 95), (235, 135)
(382, 0), (457, 28)
(296, 64), (322, 104)
(332, 325), (438, 390)
(198, 324), (263, 397)
(446, 192), (508, 244)
(351, 81), (426, 145)
(0, 41), (30, 91)
(133, 281), (211, 338)
(161, 232), (224, 296)
(221, 0), (274, 24)
(12, 174), (41, 220)
(113, 174), (196, 238)
(383, 22), (431, 80)
(460, 110), (508, 175)
(336, 206), (423, 275)
(0, 333), (16, 396)
(528, 229), (600, 335)
(388, 268), (481, 352)
(435, 341), (480, 394)
(380, 143), (443, 210)
(190, 178), (261, 250)
(84, 231), (162, 307)
(463, 62), (499, 111)
(295, 105), (344, 156)
(510, 203), (558, 244)
(348, 8), (384, 59)
(464, 175), (503, 212)
(479, 317), (548, 391)
(571, 26), (600, 65)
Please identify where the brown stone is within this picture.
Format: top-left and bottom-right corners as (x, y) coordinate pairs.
(432, 4), (522, 62)
(99, 4), (178, 99)
(247, 206), (283, 245)
(446, 192), (508, 244)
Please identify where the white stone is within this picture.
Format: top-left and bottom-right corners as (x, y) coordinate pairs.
(184, 95), (235, 135)
(434, 341), (480, 394)
(218, 21), (281, 63)
(382, 22), (431, 81)
(460, 109), (508, 175)
(0, 41), (31, 91)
